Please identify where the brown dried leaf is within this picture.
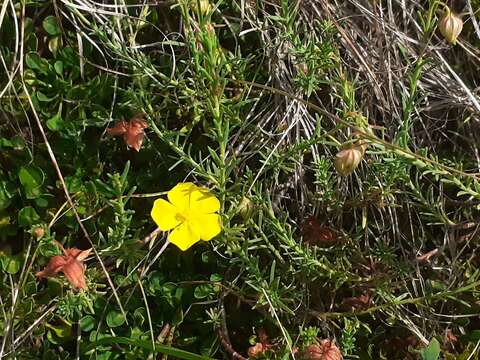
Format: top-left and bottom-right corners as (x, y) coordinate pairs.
(36, 247), (91, 289)
(302, 340), (342, 360)
(72, 248), (92, 262)
(107, 118), (148, 151)
(62, 259), (87, 289)
(444, 329), (458, 350)
(124, 119), (148, 152)
(302, 216), (339, 247)
(416, 248), (439, 262)
(341, 294), (372, 311)
(258, 328), (269, 346)
(36, 256), (67, 278)
(106, 121), (128, 136)
(247, 343), (264, 358)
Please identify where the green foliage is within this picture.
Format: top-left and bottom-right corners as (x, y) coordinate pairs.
(419, 338), (441, 360)
(1, 0), (480, 359)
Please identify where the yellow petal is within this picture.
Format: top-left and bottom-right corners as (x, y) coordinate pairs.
(189, 187), (220, 214)
(151, 198), (182, 231)
(168, 221), (200, 251)
(167, 183), (197, 213)
(191, 213), (221, 241)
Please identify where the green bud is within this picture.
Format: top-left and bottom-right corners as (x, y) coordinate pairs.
(238, 197), (254, 221)
(191, 0), (212, 15)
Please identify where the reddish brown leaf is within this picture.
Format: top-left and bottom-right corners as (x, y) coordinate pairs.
(125, 132), (144, 152)
(302, 216), (339, 247)
(62, 259), (87, 289)
(247, 328), (274, 358)
(444, 329), (458, 350)
(247, 343), (264, 358)
(36, 256), (67, 278)
(302, 340), (342, 360)
(106, 121), (128, 136)
(107, 118), (148, 151)
(445, 329), (458, 344)
(416, 248), (439, 262)
(36, 247), (91, 289)
(258, 328), (269, 346)
(74, 248), (92, 262)
(341, 294), (372, 311)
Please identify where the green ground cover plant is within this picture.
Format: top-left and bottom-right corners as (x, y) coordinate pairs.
(1, 0), (480, 359)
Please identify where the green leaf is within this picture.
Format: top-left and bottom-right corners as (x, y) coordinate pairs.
(48, 37), (62, 55)
(35, 197), (49, 208)
(46, 322), (73, 344)
(80, 315), (96, 332)
(0, 136), (25, 149)
(462, 329), (480, 342)
(46, 114), (65, 131)
(18, 206), (40, 227)
(25, 52), (49, 74)
(25, 32), (38, 52)
(0, 138), (13, 148)
(42, 16), (62, 36)
(0, 254), (22, 274)
(82, 336), (214, 360)
(194, 285), (212, 299)
(19, 165), (44, 199)
(46, 322), (72, 338)
(54, 60), (64, 76)
(106, 310), (125, 328)
(36, 91), (57, 102)
(0, 181), (14, 210)
(95, 351), (113, 360)
(133, 308), (145, 325)
(420, 338), (441, 360)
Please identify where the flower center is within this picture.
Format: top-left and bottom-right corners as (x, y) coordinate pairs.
(175, 212), (188, 222)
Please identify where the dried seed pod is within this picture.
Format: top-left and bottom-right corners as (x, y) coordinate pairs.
(438, 8), (463, 45)
(334, 145), (365, 176)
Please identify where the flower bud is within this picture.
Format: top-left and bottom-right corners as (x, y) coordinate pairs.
(191, 0), (212, 15)
(296, 62), (308, 74)
(33, 226), (45, 239)
(438, 8), (463, 45)
(205, 22), (215, 35)
(238, 197), (254, 221)
(334, 144), (365, 176)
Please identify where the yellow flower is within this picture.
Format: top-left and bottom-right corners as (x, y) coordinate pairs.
(151, 183), (221, 251)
